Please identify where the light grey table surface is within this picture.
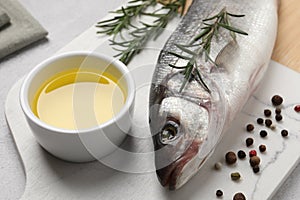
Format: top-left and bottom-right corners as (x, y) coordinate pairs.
(0, 0), (299, 199)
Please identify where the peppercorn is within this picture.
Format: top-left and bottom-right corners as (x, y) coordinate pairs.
(272, 95), (283, 106)
(249, 150), (257, 157)
(265, 119), (272, 127)
(246, 124), (254, 132)
(275, 108), (281, 114)
(214, 162), (222, 170)
(264, 109), (271, 117)
(259, 144), (266, 152)
(231, 172), (241, 181)
(238, 150), (246, 159)
(216, 190), (223, 197)
(253, 165), (260, 173)
(250, 156), (260, 167)
(226, 151), (237, 165)
(275, 114), (283, 122)
(270, 124), (276, 130)
(260, 130), (268, 138)
(233, 192), (246, 200)
(246, 138), (254, 147)
(281, 129), (288, 137)
(295, 105), (300, 113)
(257, 118), (264, 125)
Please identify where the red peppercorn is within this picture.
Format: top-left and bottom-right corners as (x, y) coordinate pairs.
(295, 105), (300, 113)
(249, 150), (257, 157)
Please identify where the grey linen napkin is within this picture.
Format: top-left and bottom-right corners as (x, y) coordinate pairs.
(0, 0), (48, 59)
(0, 7), (10, 28)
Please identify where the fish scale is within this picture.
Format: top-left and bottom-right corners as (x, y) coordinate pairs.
(149, 0), (278, 190)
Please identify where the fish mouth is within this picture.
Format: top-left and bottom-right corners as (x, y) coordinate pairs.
(156, 139), (201, 190)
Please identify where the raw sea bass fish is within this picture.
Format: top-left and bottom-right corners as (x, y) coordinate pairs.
(149, 0), (279, 190)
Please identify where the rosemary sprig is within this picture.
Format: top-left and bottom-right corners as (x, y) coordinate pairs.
(96, 0), (187, 65)
(96, 0), (157, 36)
(169, 7), (248, 93)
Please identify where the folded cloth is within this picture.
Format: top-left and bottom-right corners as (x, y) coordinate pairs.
(0, 7), (10, 28)
(0, 0), (48, 59)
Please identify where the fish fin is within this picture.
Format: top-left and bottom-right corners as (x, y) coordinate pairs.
(215, 40), (239, 73)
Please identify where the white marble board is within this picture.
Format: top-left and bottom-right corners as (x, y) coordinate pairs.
(5, 5), (300, 200)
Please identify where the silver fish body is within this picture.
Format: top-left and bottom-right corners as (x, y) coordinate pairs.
(149, 0), (279, 190)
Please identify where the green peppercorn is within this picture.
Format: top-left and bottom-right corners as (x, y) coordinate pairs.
(250, 156), (260, 167)
(275, 108), (281, 114)
(259, 144), (266, 152)
(281, 129), (288, 137)
(275, 114), (283, 121)
(257, 118), (264, 125)
(246, 138), (254, 147)
(231, 172), (241, 181)
(246, 124), (254, 132)
(237, 150), (246, 159)
(272, 95), (283, 106)
(264, 109), (271, 117)
(260, 130), (268, 138)
(265, 119), (272, 127)
(233, 192), (246, 200)
(226, 151), (237, 165)
(216, 190), (223, 197)
(253, 165), (260, 173)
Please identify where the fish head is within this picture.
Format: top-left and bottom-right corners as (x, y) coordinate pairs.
(150, 73), (225, 190)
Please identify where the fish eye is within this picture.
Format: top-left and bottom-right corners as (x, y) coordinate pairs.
(160, 120), (179, 144)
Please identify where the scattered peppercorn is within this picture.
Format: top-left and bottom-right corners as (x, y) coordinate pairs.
(249, 150), (257, 157)
(250, 156), (261, 167)
(225, 151), (237, 165)
(259, 144), (266, 152)
(275, 114), (283, 122)
(253, 165), (260, 174)
(233, 192), (246, 200)
(270, 124), (276, 130)
(272, 95), (283, 106)
(246, 138), (254, 147)
(281, 129), (289, 137)
(214, 162), (222, 170)
(294, 105), (300, 113)
(246, 124), (254, 132)
(238, 150), (246, 159)
(264, 109), (272, 117)
(265, 119), (272, 127)
(257, 118), (264, 125)
(216, 189), (223, 197)
(275, 108), (281, 114)
(231, 172), (241, 181)
(260, 130), (268, 138)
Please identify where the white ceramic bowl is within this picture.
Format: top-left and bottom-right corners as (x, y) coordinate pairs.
(20, 51), (135, 162)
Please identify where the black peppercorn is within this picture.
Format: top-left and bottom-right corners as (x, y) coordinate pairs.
(265, 119), (272, 127)
(281, 129), (288, 137)
(216, 189), (223, 197)
(272, 95), (283, 106)
(246, 124), (254, 132)
(275, 108), (281, 114)
(233, 192), (246, 200)
(257, 118), (264, 125)
(246, 138), (254, 147)
(253, 165), (260, 173)
(238, 150), (246, 159)
(275, 114), (283, 121)
(259, 144), (266, 152)
(264, 109), (272, 117)
(226, 151), (237, 165)
(260, 130), (268, 138)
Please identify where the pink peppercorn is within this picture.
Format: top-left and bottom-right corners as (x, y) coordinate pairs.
(294, 105), (300, 113)
(249, 150), (257, 157)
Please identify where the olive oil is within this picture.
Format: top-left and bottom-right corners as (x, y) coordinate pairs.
(32, 68), (126, 130)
